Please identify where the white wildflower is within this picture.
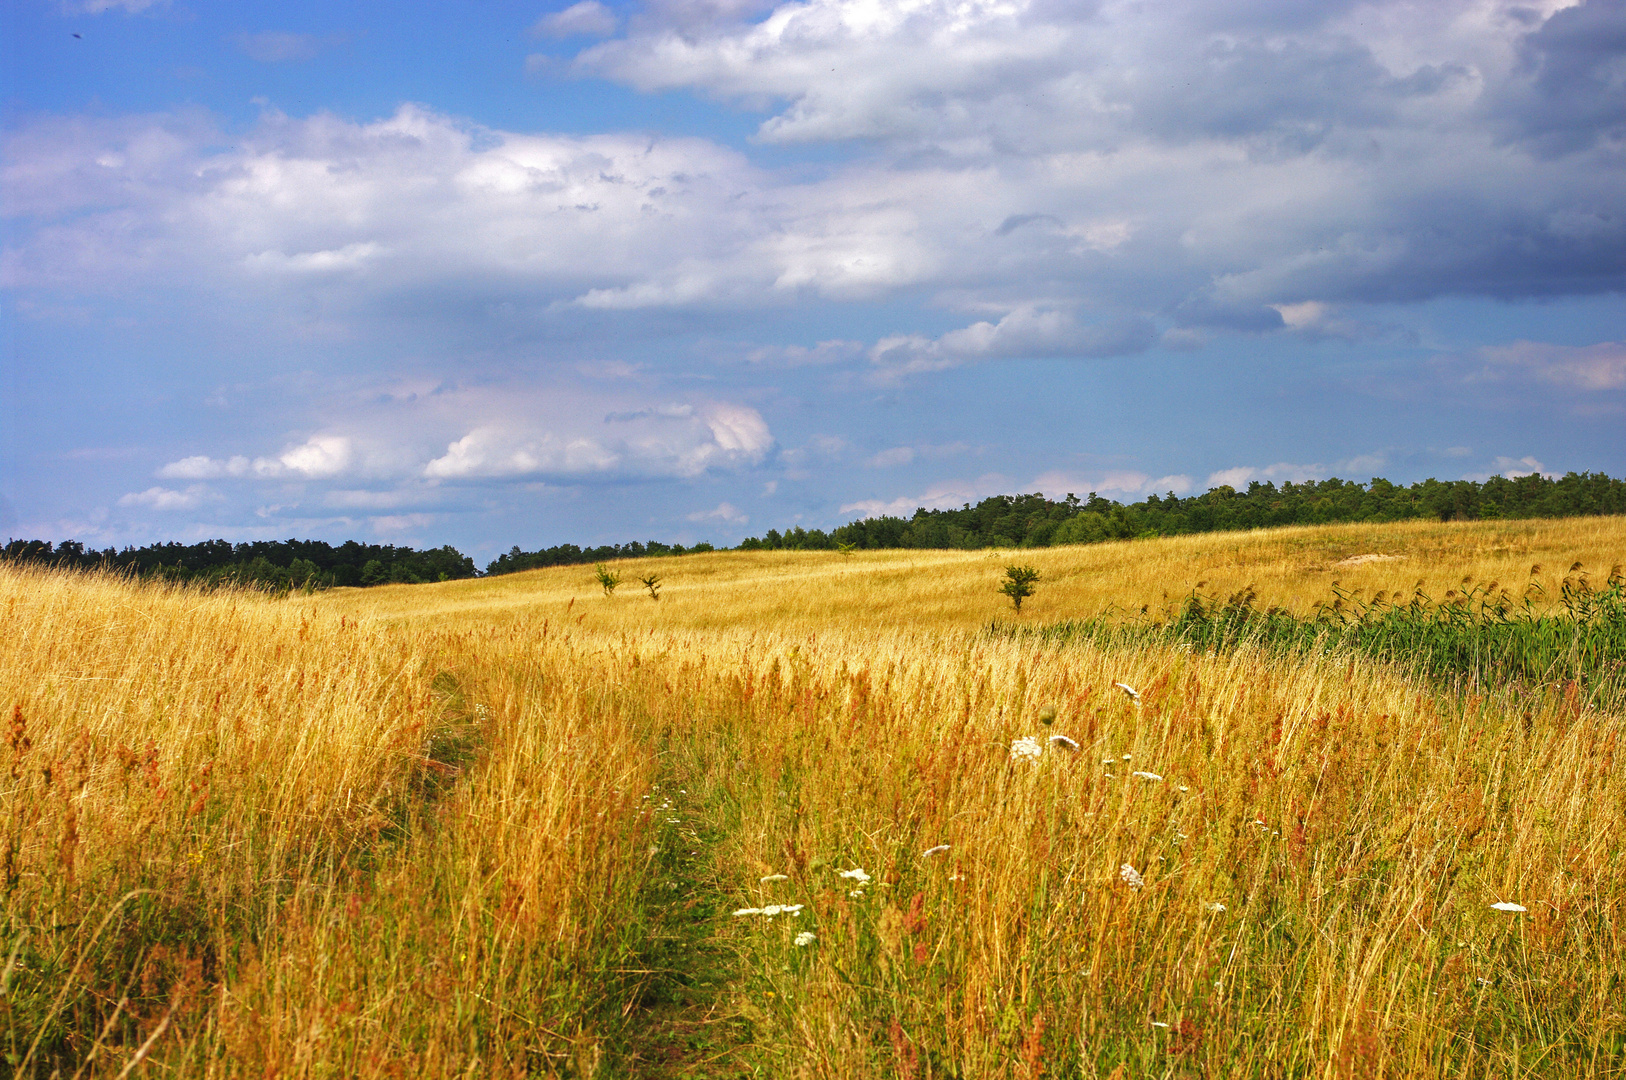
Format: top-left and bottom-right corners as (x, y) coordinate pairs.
(795, 931), (816, 947)
(1048, 734), (1079, 752)
(1114, 682), (1141, 701)
(1177, 785), (1190, 793)
(1151, 1021), (1170, 1029)
(848, 889), (866, 898)
(838, 868), (871, 883)
(1205, 902), (1226, 912)
(1119, 864), (1145, 890)
(1121, 753), (1132, 762)
(1132, 771), (1163, 782)
(760, 874), (789, 883)
(762, 904), (804, 917)
(1102, 758), (1116, 765)
(1490, 902), (1527, 912)
(1010, 736), (1043, 763)
(733, 907), (763, 917)
(921, 844), (951, 858)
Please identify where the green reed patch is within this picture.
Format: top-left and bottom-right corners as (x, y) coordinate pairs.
(1011, 563), (1626, 705)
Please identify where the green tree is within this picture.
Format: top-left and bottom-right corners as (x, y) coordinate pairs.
(640, 572), (662, 601)
(594, 563), (621, 595)
(1000, 565), (1040, 612)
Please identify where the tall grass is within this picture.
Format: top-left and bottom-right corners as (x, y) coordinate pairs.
(650, 629), (1625, 1078)
(7, 516), (1625, 1077)
(2, 566), (663, 1076)
(1022, 564), (1626, 708)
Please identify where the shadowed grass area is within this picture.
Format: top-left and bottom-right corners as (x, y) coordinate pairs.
(1012, 564), (1626, 708)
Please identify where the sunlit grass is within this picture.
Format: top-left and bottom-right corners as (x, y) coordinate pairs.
(6, 514), (1624, 1077)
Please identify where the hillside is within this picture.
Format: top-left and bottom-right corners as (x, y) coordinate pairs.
(6, 517), (1624, 1078)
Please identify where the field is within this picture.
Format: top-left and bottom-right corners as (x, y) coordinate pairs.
(5, 517), (1625, 1078)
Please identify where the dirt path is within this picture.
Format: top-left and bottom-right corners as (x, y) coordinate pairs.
(615, 776), (756, 1078)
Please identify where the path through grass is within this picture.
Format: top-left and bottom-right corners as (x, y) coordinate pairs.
(615, 755), (757, 1077)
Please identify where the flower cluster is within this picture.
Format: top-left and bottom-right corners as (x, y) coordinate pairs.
(732, 903), (805, 917)
(1009, 736), (1042, 763)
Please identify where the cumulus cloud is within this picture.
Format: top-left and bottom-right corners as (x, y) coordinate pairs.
(1205, 454), (1389, 489)
(1492, 0), (1626, 156)
(870, 307), (1157, 377)
(839, 474), (1008, 518)
(117, 484), (212, 510)
(533, 2), (618, 39)
(156, 390), (773, 494)
(1481, 340), (1626, 391)
(5, 0), (1623, 397)
(1489, 455), (1552, 479)
(418, 404), (771, 479)
(158, 435), (355, 480)
(1030, 470), (1196, 500)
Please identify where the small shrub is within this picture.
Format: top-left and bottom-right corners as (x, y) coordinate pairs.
(1000, 565), (1040, 612)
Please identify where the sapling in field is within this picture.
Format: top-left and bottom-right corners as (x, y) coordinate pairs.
(640, 572), (662, 601)
(594, 563), (621, 595)
(1000, 564), (1040, 612)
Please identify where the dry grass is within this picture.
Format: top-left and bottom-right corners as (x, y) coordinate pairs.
(5, 515), (1625, 1077)
(344, 515), (1626, 634)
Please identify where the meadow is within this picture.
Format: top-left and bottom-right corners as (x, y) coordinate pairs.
(5, 517), (1624, 1078)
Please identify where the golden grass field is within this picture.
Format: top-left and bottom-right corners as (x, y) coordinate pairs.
(5, 516), (1624, 1078)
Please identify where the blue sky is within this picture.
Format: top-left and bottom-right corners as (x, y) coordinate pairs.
(3, 0), (1623, 560)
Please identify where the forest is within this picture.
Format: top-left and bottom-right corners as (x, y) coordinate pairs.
(740, 470), (1626, 551)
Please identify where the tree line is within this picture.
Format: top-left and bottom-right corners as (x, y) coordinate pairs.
(5, 471), (1623, 589)
(0, 537), (476, 591)
(737, 471), (1626, 551)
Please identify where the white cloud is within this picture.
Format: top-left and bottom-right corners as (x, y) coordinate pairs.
(157, 454), (250, 480)
(839, 474), (1008, 518)
(275, 435), (353, 478)
(1488, 455), (1554, 480)
(8, 16), (1624, 351)
(423, 401), (770, 481)
(870, 306), (1156, 377)
(117, 484), (211, 510)
(158, 436), (354, 480)
(1481, 340), (1626, 391)
(533, 2), (618, 39)
(688, 501), (748, 524)
(154, 387), (774, 495)
(1030, 470), (1195, 500)
(1205, 455), (1388, 490)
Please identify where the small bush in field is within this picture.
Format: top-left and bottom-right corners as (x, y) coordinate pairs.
(1000, 565), (1040, 612)
(640, 573), (662, 601)
(594, 563), (621, 595)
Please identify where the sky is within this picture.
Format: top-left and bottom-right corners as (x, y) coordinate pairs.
(2, 0), (1623, 561)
